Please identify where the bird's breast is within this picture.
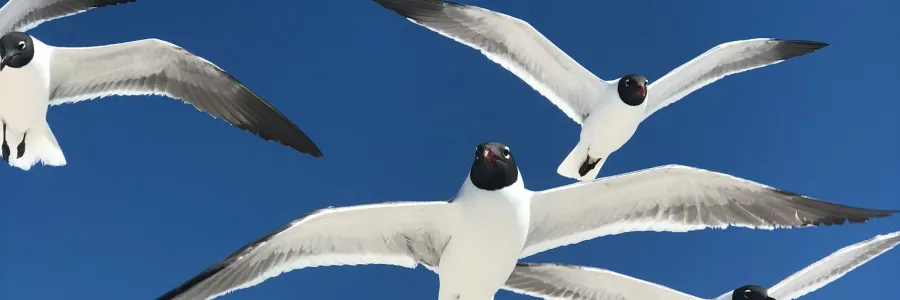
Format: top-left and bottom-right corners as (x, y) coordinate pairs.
(438, 193), (529, 296)
(582, 100), (645, 154)
(0, 66), (50, 132)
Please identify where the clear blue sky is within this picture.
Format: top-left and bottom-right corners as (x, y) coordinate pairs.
(2, 0), (898, 299)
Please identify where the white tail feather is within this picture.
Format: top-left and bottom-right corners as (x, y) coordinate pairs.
(557, 141), (606, 181)
(9, 122), (66, 171)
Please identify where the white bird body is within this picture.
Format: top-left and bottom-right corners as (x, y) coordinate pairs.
(0, 37), (50, 130)
(559, 83), (646, 179)
(437, 177), (531, 300)
(0, 37), (65, 169)
(0, 40), (49, 133)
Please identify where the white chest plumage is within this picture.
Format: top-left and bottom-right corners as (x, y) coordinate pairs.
(581, 94), (646, 157)
(437, 179), (531, 300)
(0, 40), (52, 135)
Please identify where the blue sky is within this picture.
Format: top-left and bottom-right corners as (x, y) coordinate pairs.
(2, 0), (899, 299)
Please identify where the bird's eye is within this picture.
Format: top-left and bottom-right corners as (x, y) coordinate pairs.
(501, 147), (510, 158)
(16, 41), (25, 50)
(743, 290), (751, 299)
(644, 79), (649, 85)
(623, 79), (630, 86)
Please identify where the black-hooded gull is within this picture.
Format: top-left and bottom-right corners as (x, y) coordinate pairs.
(0, 22), (323, 170)
(156, 142), (895, 300)
(370, 0), (828, 181)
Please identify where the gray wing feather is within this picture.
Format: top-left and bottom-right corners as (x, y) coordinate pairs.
(0, 0), (135, 33)
(643, 38), (827, 119)
(522, 165), (896, 258)
(507, 232), (900, 300)
(156, 201), (452, 300)
(372, 0), (605, 124)
(766, 230), (900, 300)
(504, 263), (703, 300)
(48, 39), (323, 157)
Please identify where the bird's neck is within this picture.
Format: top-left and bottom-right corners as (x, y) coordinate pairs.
(454, 175), (530, 204)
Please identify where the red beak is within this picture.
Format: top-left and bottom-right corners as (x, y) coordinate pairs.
(637, 85), (646, 97)
(483, 148), (496, 165)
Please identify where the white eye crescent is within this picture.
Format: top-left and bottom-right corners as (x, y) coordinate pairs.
(624, 79), (630, 86)
(17, 41), (25, 49)
(743, 290), (751, 299)
(501, 147), (511, 158)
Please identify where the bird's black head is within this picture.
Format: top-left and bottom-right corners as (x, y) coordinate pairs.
(732, 285), (775, 300)
(617, 74), (648, 106)
(470, 142), (518, 191)
(0, 31), (34, 71)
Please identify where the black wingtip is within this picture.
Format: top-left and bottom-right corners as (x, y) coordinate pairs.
(770, 188), (899, 226)
(154, 256), (250, 300)
(234, 123), (323, 158)
(287, 136), (323, 158)
(94, 0), (138, 7)
(263, 133), (323, 158)
(307, 146), (324, 158)
(372, 0), (459, 20)
(780, 39), (830, 48)
(154, 212), (318, 300)
(772, 39), (829, 59)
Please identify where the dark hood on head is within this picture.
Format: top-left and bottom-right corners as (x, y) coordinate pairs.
(470, 141), (518, 191)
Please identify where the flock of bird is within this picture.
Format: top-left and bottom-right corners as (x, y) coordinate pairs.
(2, 0), (897, 300)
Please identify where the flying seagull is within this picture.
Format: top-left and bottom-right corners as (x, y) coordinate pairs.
(504, 230), (900, 300)
(371, 0), (828, 181)
(0, 9), (322, 170)
(155, 142), (895, 300)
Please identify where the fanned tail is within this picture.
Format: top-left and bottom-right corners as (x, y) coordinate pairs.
(557, 141), (605, 181)
(9, 122), (66, 171)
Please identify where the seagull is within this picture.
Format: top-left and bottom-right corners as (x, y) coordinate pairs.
(504, 230), (900, 300)
(371, 0), (829, 181)
(0, 6), (323, 171)
(156, 141), (895, 300)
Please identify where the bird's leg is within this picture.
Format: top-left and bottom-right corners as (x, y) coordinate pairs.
(1, 122), (9, 163)
(16, 132), (25, 159)
(578, 155), (602, 177)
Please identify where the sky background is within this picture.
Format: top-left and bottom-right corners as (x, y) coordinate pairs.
(1, 0), (899, 299)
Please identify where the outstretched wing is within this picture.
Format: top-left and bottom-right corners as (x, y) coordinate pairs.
(766, 230), (900, 300)
(49, 39), (323, 157)
(504, 263), (703, 300)
(156, 201), (452, 300)
(644, 38), (827, 120)
(0, 0), (135, 33)
(372, 0), (607, 124)
(523, 164), (896, 258)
